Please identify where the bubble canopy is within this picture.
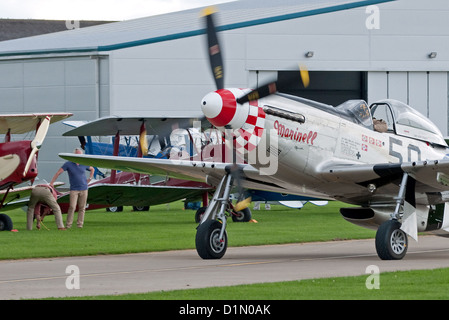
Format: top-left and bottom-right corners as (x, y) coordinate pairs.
(370, 99), (447, 147)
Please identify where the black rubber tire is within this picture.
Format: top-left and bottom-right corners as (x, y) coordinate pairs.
(196, 220), (227, 259)
(0, 214), (13, 231)
(232, 207), (252, 222)
(106, 206), (123, 212)
(375, 220), (408, 260)
(194, 206), (207, 223)
(132, 206), (150, 212)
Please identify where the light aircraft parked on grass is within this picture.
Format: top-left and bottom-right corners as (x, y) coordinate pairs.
(3, 118), (214, 217)
(0, 113), (72, 230)
(60, 8), (449, 260)
(61, 117), (213, 213)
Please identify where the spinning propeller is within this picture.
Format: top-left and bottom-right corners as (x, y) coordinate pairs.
(201, 7), (310, 212)
(202, 7), (310, 105)
(23, 116), (51, 177)
(201, 8), (310, 211)
(201, 7), (310, 122)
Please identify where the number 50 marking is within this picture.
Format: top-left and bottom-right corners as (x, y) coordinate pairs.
(389, 137), (421, 163)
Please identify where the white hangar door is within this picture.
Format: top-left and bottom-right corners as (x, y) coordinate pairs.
(367, 71), (448, 136)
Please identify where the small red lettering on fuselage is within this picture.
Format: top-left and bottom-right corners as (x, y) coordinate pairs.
(362, 134), (383, 148)
(274, 120), (317, 145)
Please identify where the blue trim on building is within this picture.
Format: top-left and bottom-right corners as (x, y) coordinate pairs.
(0, 0), (396, 57)
(98, 0), (395, 52)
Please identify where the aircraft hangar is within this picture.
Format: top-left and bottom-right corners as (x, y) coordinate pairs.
(0, 0), (447, 184)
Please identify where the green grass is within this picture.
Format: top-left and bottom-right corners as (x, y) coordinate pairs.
(1, 201), (374, 260)
(58, 268), (449, 300)
(5, 201), (449, 300)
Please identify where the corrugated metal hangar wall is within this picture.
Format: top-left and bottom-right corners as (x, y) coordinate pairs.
(0, 0), (447, 183)
(0, 56), (110, 180)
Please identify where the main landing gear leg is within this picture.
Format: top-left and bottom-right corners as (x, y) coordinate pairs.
(195, 173), (233, 259)
(375, 173), (409, 260)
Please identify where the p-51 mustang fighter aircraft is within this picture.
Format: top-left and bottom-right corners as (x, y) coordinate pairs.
(0, 112), (72, 230)
(60, 8), (449, 260)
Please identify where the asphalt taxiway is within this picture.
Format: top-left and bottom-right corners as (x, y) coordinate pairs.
(1, 235), (449, 299)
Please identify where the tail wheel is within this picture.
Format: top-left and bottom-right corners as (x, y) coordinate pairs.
(195, 206), (207, 223)
(375, 220), (408, 260)
(0, 214), (13, 231)
(232, 207), (252, 222)
(132, 206), (150, 212)
(196, 220), (227, 259)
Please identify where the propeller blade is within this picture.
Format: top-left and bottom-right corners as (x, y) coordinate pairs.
(139, 122), (148, 156)
(236, 65), (310, 104)
(234, 196), (252, 212)
(23, 147), (38, 177)
(299, 64), (310, 88)
(32, 116), (51, 150)
(202, 6), (224, 90)
(23, 116), (51, 177)
(236, 81), (279, 105)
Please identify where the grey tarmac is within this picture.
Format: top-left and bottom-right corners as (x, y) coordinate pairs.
(1, 235), (449, 299)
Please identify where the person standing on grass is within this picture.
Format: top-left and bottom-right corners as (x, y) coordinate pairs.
(50, 148), (94, 228)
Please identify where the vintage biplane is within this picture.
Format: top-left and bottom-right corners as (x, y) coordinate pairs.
(0, 112), (72, 230)
(60, 117), (213, 213)
(60, 8), (449, 260)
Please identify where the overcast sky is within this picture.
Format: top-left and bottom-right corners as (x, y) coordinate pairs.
(0, 0), (235, 20)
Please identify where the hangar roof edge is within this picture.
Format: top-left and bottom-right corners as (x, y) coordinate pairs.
(0, 0), (395, 58)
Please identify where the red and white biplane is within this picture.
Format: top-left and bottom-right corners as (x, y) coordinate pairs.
(0, 112), (72, 230)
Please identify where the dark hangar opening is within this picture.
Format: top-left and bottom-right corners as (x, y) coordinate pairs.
(277, 71), (368, 106)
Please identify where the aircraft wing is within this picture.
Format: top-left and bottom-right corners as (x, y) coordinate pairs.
(0, 113), (73, 134)
(0, 185), (34, 211)
(59, 153), (225, 181)
(0, 182), (66, 211)
(58, 184), (212, 207)
(1, 183), (210, 212)
(62, 116), (209, 137)
(58, 153), (288, 193)
(322, 160), (449, 193)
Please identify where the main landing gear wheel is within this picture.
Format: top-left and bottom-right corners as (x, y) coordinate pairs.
(106, 206), (123, 212)
(375, 220), (408, 260)
(196, 220), (227, 259)
(0, 214), (13, 231)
